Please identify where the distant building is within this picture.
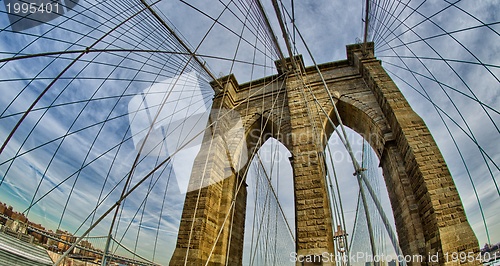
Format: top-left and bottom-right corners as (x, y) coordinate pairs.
(56, 229), (77, 252)
(0, 203), (14, 218)
(0, 200), (141, 265)
(28, 222), (47, 244)
(11, 211), (28, 223)
(6, 219), (27, 234)
(482, 242), (500, 264)
(482, 242), (500, 253)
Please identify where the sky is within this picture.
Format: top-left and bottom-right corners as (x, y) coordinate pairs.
(0, 0), (498, 265)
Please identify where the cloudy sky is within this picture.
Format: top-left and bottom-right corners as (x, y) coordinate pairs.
(0, 0), (498, 265)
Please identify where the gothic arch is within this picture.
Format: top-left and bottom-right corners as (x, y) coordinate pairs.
(321, 87), (428, 260)
(314, 43), (479, 264)
(171, 43), (479, 265)
(244, 112), (289, 161)
(323, 95), (389, 158)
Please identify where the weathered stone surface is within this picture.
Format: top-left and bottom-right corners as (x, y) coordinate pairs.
(170, 43), (478, 266)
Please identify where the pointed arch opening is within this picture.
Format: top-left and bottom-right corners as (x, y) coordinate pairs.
(243, 137), (295, 265)
(325, 126), (399, 265)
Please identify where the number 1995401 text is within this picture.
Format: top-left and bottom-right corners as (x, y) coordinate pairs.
(6, 2), (59, 14)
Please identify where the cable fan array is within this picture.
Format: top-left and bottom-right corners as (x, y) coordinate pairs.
(0, 0), (498, 265)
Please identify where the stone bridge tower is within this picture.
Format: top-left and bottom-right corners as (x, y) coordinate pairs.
(170, 43), (479, 265)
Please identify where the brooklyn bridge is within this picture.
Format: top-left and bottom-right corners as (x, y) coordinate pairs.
(0, 0), (498, 265)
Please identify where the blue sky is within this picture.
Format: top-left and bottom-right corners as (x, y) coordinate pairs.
(0, 0), (498, 265)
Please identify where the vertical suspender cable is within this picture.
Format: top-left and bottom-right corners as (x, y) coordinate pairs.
(359, 141), (378, 265)
(270, 0), (294, 60)
(363, 0), (371, 52)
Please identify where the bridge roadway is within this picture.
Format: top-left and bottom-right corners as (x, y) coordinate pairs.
(0, 216), (160, 266)
(27, 225), (161, 266)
